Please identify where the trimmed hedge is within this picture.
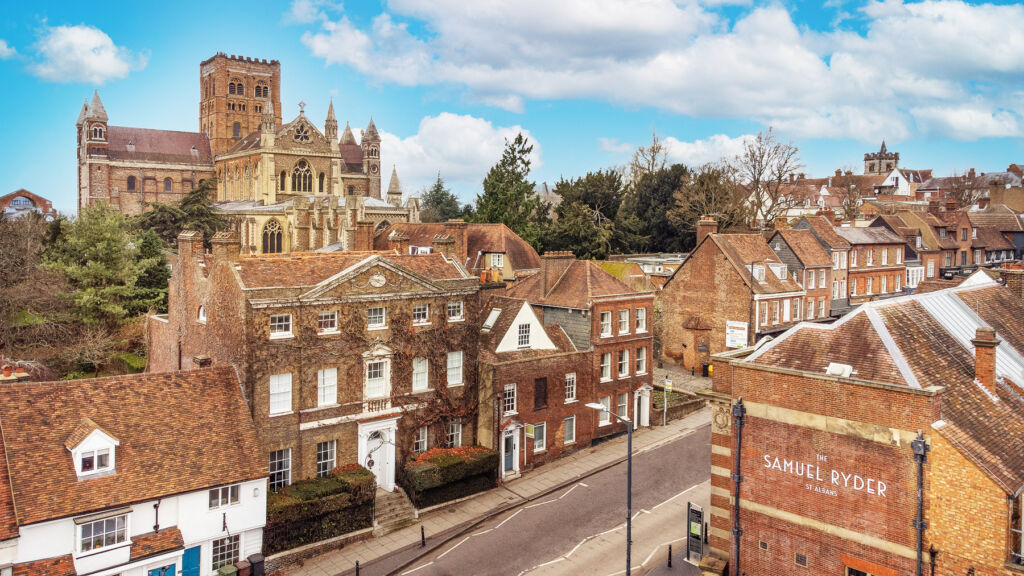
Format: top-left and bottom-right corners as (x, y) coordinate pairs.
(401, 446), (498, 509)
(263, 465), (375, 555)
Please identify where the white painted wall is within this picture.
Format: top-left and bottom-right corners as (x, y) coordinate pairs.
(495, 302), (556, 353)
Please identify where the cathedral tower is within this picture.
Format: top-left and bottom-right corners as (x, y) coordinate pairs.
(77, 91), (111, 211)
(362, 118), (381, 199)
(864, 141), (899, 176)
(199, 53), (282, 156)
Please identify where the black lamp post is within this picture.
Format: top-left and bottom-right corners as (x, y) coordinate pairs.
(587, 402), (633, 576)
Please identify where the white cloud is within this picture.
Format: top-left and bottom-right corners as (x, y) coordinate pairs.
(0, 40), (15, 60)
(598, 137), (633, 154)
(285, 0), (343, 23)
(663, 134), (755, 166)
(31, 25), (146, 84)
(297, 0), (1024, 141)
(911, 104), (1023, 140)
(379, 113), (541, 203)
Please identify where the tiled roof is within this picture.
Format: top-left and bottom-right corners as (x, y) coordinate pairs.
(130, 527), (184, 561)
(746, 273), (1024, 494)
(340, 143), (363, 169)
(107, 126), (213, 165)
(0, 367), (265, 525)
(478, 297), (577, 363)
(596, 261), (657, 292)
(224, 130), (262, 154)
(771, 229), (832, 267)
(835, 226), (904, 246)
(375, 223), (541, 272)
(968, 204), (1024, 232)
(710, 234), (804, 295)
(0, 419), (17, 541)
(12, 555), (76, 576)
(63, 417), (114, 451)
(799, 216), (851, 249)
(974, 226), (1015, 251)
(914, 276), (965, 294)
(506, 260), (643, 308)
(234, 252), (468, 289)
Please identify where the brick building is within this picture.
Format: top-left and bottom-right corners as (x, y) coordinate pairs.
(835, 226), (908, 304)
(969, 204), (1024, 260)
(476, 296), (594, 480)
(506, 253), (655, 440)
(148, 231), (481, 493)
(699, 270), (1024, 576)
(0, 189), (57, 219)
(793, 215), (851, 316)
(869, 209), (958, 281)
(659, 226), (805, 371)
(767, 228), (833, 321)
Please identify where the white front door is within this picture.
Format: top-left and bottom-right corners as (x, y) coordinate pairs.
(638, 388), (651, 428)
(358, 418), (398, 491)
(501, 427), (520, 478)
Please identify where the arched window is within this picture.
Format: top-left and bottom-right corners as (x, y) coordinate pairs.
(91, 126), (104, 140)
(292, 161), (312, 192)
(9, 196), (33, 210)
(233, 123), (241, 139)
(255, 82), (269, 98)
(198, 306), (207, 323)
(163, 178), (172, 193)
(262, 220), (283, 254)
(229, 83), (236, 95)
(318, 173), (325, 193)
(279, 171), (286, 191)
(126, 176), (136, 191)
(263, 86), (270, 98)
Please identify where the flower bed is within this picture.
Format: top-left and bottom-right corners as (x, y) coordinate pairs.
(401, 446), (498, 509)
(263, 465), (375, 555)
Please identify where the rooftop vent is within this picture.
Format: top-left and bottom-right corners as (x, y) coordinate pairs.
(825, 362), (853, 378)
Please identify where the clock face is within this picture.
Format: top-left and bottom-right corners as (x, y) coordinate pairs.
(369, 273), (386, 288)
(370, 164), (379, 174)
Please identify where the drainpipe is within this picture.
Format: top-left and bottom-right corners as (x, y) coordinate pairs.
(732, 397), (746, 576)
(911, 430), (929, 576)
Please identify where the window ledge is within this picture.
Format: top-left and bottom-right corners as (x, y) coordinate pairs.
(565, 399), (577, 405)
(448, 317), (465, 323)
(600, 377), (612, 383)
(599, 421), (611, 427)
(304, 403), (339, 413)
(412, 387), (432, 394)
(636, 371), (648, 376)
(317, 330), (340, 336)
(197, 320), (207, 326)
(269, 332), (294, 341)
(269, 410), (294, 418)
(75, 540), (132, 560)
(448, 383), (464, 388)
(504, 411), (518, 417)
(413, 322), (432, 327)
(564, 441), (576, 446)
(636, 329), (648, 334)
(601, 332), (612, 338)
(367, 325), (389, 332)
(1005, 562), (1024, 575)
(534, 449), (547, 454)
(618, 374), (630, 380)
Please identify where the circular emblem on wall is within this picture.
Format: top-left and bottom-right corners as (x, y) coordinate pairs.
(712, 407), (730, 433)
(371, 164), (379, 174)
(369, 273), (387, 288)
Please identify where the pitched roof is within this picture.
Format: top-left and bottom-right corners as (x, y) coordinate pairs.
(968, 204), (1024, 232)
(834, 226), (904, 245)
(233, 252), (469, 289)
(224, 129), (262, 154)
(746, 273), (1024, 494)
(107, 126), (213, 165)
(12, 555), (76, 576)
(0, 419), (17, 541)
(130, 527), (184, 562)
(596, 261), (658, 292)
(974, 225), (1015, 251)
(340, 122), (357, 145)
(506, 260), (644, 309)
(771, 229), (832, 267)
(798, 216), (851, 249)
(63, 417), (116, 451)
(375, 223), (541, 272)
(710, 234), (804, 295)
(0, 367), (265, 525)
(896, 210), (958, 251)
(478, 297), (577, 363)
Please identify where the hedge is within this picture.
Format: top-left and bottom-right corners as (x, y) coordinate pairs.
(400, 446), (498, 509)
(263, 464), (375, 555)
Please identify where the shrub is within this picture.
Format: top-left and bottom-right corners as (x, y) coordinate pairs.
(401, 446), (498, 508)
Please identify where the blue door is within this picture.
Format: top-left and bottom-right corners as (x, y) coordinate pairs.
(503, 433), (514, 472)
(182, 545), (201, 576)
(148, 564), (176, 576)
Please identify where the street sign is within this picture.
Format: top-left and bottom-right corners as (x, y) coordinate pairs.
(725, 320), (748, 349)
(665, 380), (672, 393)
(686, 502), (704, 561)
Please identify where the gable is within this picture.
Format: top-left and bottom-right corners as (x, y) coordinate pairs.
(277, 115), (331, 150)
(300, 256), (445, 301)
(495, 302), (556, 353)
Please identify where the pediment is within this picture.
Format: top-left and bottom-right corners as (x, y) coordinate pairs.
(278, 115), (330, 150)
(301, 256), (445, 301)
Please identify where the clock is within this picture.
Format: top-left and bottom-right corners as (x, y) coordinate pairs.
(369, 273), (386, 288)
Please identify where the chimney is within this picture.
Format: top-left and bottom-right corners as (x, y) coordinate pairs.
(389, 231), (410, 254)
(978, 196), (991, 210)
(210, 231), (241, 263)
(354, 221), (374, 251)
(788, 174), (795, 184)
(541, 251), (575, 296)
(443, 219), (468, 262)
(431, 233), (456, 258)
(193, 355), (212, 368)
(696, 215), (719, 245)
(835, 169), (842, 177)
(1008, 163), (1022, 177)
(774, 217), (789, 231)
(972, 327), (1000, 394)
(928, 200), (941, 217)
(1000, 269), (1024, 302)
(945, 198), (957, 214)
(176, 231), (205, 263)
(968, 168), (976, 180)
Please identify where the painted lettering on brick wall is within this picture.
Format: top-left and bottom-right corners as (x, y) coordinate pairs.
(762, 453), (887, 498)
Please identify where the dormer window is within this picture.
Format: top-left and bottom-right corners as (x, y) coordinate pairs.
(81, 448), (110, 473)
(68, 419), (119, 479)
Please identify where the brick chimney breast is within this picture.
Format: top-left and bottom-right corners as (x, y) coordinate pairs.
(696, 216), (719, 246)
(972, 326), (1000, 395)
(541, 251), (575, 297)
(210, 231), (241, 263)
(443, 219), (468, 263)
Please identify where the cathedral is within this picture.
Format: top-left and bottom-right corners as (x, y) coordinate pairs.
(77, 52), (419, 254)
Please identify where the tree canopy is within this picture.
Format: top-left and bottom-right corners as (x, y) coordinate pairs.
(419, 173), (464, 222)
(132, 178), (228, 249)
(473, 133), (549, 250)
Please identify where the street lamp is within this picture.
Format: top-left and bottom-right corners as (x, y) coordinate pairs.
(586, 402), (633, 576)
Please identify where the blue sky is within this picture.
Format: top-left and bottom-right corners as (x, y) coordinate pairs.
(2, 0), (1023, 213)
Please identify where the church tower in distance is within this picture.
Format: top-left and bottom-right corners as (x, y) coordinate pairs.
(199, 53), (282, 156)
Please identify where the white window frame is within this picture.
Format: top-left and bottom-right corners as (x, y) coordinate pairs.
(817, 269), (825, 289)
(447, 419), (463, 447)
(881, 275), (887, 293)
(447, 351), (464, 386)
(636, 347), (647, 375)
(619, 309), (630, 334)
(517, 323), (531, 348)
(618, 349), (630, 378)
(599, 396), (611, 425)
(269, 314), (292, 339)
(316, 440), (336, 477)
(491, 253), (504, 268)
(317, 310), (338, 334)
(617, 392), (628, 419)
(78, 513), (128, 554)
(78, 448), (112, 476)
(896, 274), (902, 291)
(818, 299), (826, 318)
(636, 307), (647, 332)
(414, 426), (428, 453)
(867, 249), (874, 266)
(412, 357), (429, 392)
(504, 383), (518, 415)
(269, 373), (292, 416)
(850, 250), (857, 267)
(896, 248), (902, 265)
(365, 359), (388, 398)
(317, 368), (337, 407)
(807, 298), (815, 320)
(269, 448), (291, 491)
(413, 304), (430, 325)
(367, 306), (386, 329)
(600, 353), (611, 381)
(534, 422), (546, 452)
(600, 312), (612, 337)
(881, 248), (888, 266)
(447, 301), (464, 322)
(209, 484), (240, 509)
(212, 534), (240, 571)
(564, 416), (576, 445)
(927, 261), (935, 278)
(198, 306), (207, 324)
(564, 373), (577, 403)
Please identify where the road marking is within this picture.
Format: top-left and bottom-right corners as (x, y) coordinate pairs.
(436, 536), (470, 559)
(400, 561), (434, 575)
(652, 484), (699, 511)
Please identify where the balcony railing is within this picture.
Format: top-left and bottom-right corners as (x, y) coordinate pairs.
(364, 397), (391, 415)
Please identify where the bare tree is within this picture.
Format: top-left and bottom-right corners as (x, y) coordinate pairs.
(731, 127), (803, 230)
(830, 168), (864, 221)
(667, 162), (750, 247)
(627, 130), (668, 185)
(945, 171), (986, 209)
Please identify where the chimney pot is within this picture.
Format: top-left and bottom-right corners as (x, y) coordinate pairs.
(193, 355), (212, 368)
(972, 326), (1000, 394)
(696, 216), (719, 245)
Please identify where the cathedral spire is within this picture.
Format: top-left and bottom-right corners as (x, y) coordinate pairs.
(324, 99), (338, 141)
(387, 165), (402, 200)
(76, 99), (90, 126)
(363, 117), (380, 142)
(87, 90), (108, 122)
(261, 96), (276, 132)
(880, 140), (887, 154)
(340, 121), (357, 145)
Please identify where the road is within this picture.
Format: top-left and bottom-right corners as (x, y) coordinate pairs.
(372, 424), (710, 576)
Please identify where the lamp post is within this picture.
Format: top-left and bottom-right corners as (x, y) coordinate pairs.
(586, 402), (633, 576)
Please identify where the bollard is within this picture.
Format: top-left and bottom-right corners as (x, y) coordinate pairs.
(355, 560), (359, 576)
(668, 543), (672, 567)
(421, 525), (426, 547)
(704, 521), (709, 544)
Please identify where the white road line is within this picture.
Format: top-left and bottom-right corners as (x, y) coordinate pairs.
(400, 561), (434, 575)
(436, 536), (470, 559)
(651, 484), (699, 511)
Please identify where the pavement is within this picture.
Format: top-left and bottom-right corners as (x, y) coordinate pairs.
(282, 404), (712, 576)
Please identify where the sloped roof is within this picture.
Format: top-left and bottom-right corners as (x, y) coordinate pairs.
(234, 252), (468, 289)
(375, 223), (542, 272)
(596, 261), (658, 292)
(835, 226), (904, 245)
(107, 126), (213, 165)
(897, 210), (958, 251)
(478, 296), (577, 363)
(711, 234), (804, 294)
(968, 204), (1024, 232)
(0, 419), (17, 541)
(798, 216), (851, 250)
(746, 273), (1024, 494)
(12, 554), (76, 576)
(130, 527), (184, 562)
(0, 367), (265, 525)
(506, 260), (644, 309)
(63, 417), (116, 451)
(974, 226), (1015, 251)
(771, 229), (832, 267)
(224, 129), (262, 154)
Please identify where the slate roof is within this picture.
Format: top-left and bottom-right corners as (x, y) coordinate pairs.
(478, 296), (577, 364)
(107, 126), (213, 165)
(375, 223), (541, 272)
(834, 226), (904, 246)
(224, 130), (262, 154)
(0, 367), (265, 525)
(771, 229), (832, 267)
(233, 252), (469, 289)
(506, 260), (646, 309)
(746, 272), (1024, 494)
(798, 216), (851, 250)
(709, 234), (804, 295)
(968, 204), (1024, 232)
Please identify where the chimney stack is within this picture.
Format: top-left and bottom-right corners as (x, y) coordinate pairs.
(443, 219), (468, 263)
(354, 221), (374, 251)
(541, 251), (575, 297)
(210, 231), (241, 263)
(389, 231), (410, 255)
(945, 198), (958, 213)
(696, 215), (719, 245)
(972, 327), (1000, 394)
(431, 233), (456, 258)
(928, 200), (941, 217)
(835, 169), (842, 177)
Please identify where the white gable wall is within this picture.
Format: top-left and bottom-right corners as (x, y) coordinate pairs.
(495, 302), (556, 353)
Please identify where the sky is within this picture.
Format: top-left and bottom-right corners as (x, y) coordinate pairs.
(2, 0), (1024, 214)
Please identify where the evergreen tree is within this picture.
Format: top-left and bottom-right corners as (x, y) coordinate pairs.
(543, 202), (614, 260)
(132, 179), (228, 248)
(473, 133), (549, 250)
(620, 164), (691, 253)
(128, 230), (171, 315)
(420, 173), (463, 222)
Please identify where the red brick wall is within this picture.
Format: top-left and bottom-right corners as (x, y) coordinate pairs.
(591, 296), (654, 437)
